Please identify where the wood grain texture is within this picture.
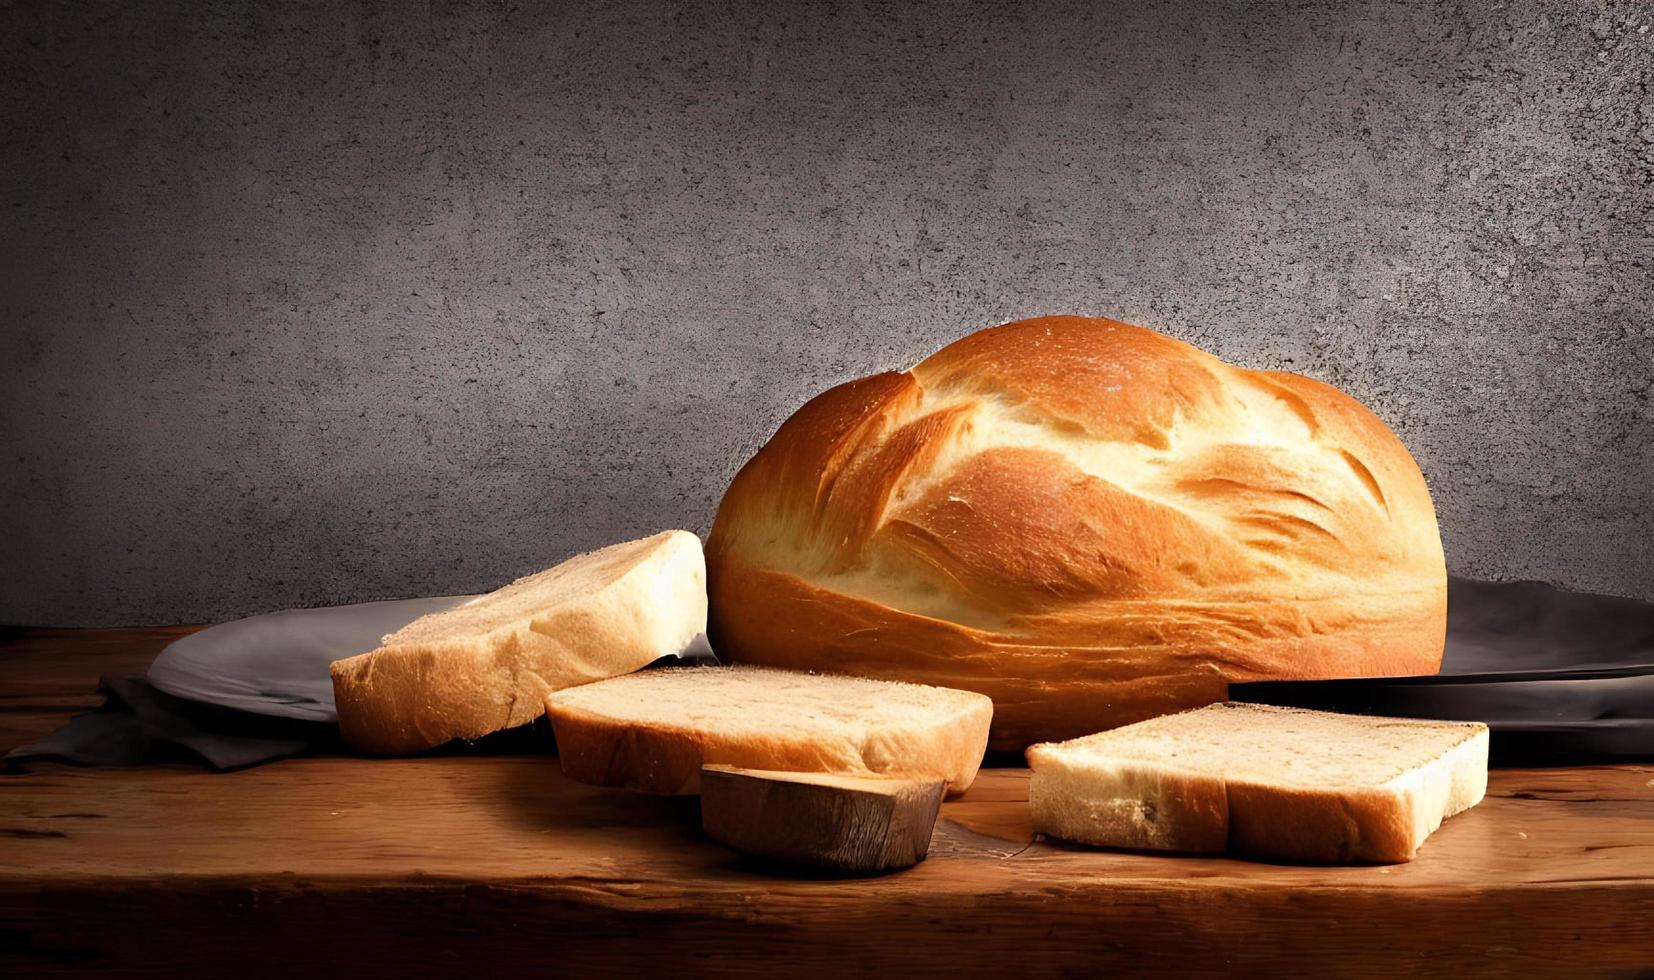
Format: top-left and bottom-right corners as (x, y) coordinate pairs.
(0, 627), (200, 753)
(2, 628), (1653, 977)
(0, 627), (198, 714)
(700, 765), (945, 872)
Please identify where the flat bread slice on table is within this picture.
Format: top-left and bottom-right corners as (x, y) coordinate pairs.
(542, 666), (993, 795)
(1026, 702), (1488, 863)
(331, 530), (706, 754)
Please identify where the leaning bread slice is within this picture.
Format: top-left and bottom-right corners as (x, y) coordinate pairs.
(543, 666), (993, 795)
(331, 530), (706, 754)
(1026, 702), (1487, 863)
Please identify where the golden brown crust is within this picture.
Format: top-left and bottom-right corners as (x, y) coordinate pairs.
(1226, 784), (1415, 863)
(708, 316), (1447, 749)
(331, 634), (551, 755)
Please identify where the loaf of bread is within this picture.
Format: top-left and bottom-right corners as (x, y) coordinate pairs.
(542, 666), (992, 795)
(332, 530), (706, 754)
(707, 315), (1447, 750)
(1026, 703), (1488, 863)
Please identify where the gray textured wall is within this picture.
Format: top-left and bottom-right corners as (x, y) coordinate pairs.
(2, 0), (1650, 626)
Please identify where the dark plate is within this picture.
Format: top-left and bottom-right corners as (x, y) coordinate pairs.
(1231, 577), (1654, 763)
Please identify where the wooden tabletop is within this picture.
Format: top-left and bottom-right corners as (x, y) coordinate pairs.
(2, 628), (1652, 978)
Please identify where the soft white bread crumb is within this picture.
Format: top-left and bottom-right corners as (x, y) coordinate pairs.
(1026, 702), (1487, 863)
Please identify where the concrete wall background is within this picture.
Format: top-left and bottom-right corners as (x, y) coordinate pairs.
(2, 0), (1650, 625)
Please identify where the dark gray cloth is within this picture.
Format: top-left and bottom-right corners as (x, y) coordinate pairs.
(6, 677), (326, 770)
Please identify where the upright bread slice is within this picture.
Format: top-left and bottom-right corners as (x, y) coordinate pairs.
(331, 530), (706, 754)
(700, 766), (947, 872)
(1026, 702), (1488, 863)
(543, 666), (993, 795)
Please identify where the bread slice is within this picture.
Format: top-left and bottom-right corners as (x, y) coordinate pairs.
(542, 666), (993, 795)
(1026, 702), (1488, 863)
(700, 765), (946, 872)
(331, 530), (706, 754)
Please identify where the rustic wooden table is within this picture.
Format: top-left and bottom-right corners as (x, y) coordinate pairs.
(2, 627), (1652, 977)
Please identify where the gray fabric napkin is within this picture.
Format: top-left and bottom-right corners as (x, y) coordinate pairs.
(6, 676), (326, 770)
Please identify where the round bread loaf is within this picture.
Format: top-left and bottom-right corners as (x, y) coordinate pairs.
(706, 315), (1446, 751)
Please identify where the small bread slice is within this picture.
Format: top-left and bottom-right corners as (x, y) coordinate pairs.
(331, 530), (706, 754)
(1026, 702), (1488, 863)
(700, 765), (946, 872)
(542, 666), (993, 795)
